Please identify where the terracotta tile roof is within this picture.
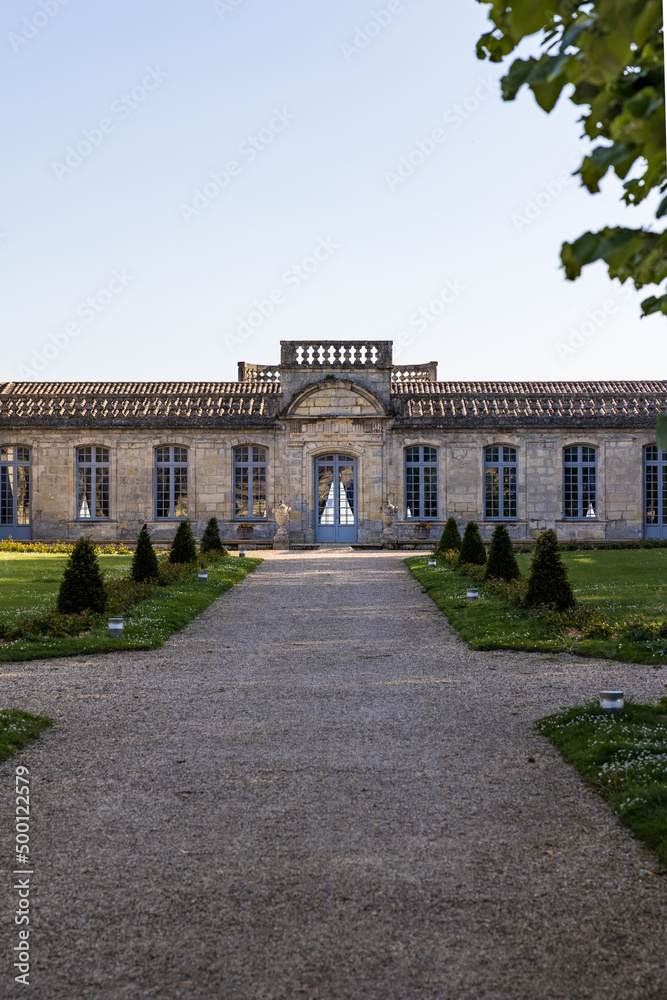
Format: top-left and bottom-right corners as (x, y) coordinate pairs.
(0, 381), (280, 396)
(391, 380), (667, 424)
(0, 381), (281, 424)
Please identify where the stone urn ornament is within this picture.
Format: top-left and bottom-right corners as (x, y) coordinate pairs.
(272, 500), (292, 549)
(380, 499), (398, 547)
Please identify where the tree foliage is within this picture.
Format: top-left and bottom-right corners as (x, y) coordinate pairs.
(525, 529), (576, 610)
(476, 0), (666, 315)
(200, 516), (226, 555)
(131, 524), (159, 582)
(460, 521), (487, 565)
(437, 516), (462, 552)
(169, 520), (197, 564)
(56, 537), (107, 614)
(485, 523), (521, 581)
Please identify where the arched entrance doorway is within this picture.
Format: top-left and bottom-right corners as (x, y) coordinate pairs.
(315, 454), (357, 543)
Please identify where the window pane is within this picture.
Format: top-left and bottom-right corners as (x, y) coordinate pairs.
(0, 447), (11, 462)
(503, 446), (517, 463)
(78, 447), (91, 464)
(17, 447), (30, 462)
(646, 445), (658, 462)
(95, 467), (109, 519)
(318, 464), (334, 524)
(645, 462), (658, 524)
(235, 466), (249, 518)
(423, 447), (437, 463)
(156, 467), (170, 518)
(405, 447), (419, 463)
(78, 467), (92, 518)
(173, 447), (188, 464)
(485, 467), (499, 518)
(173, 467), (188, 518)
(406, 466), (420, 518)
(423, 466), (438, 518)
(1, 466), (13, 524)
(503, 465), (517, 518)
(564, 447), (576, 463)
(564, 466), (578, 518)
(156, 447), (169, 464)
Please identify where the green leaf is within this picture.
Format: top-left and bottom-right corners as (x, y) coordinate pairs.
(656, 196), (667, 219)
(656, 417), (667, 451)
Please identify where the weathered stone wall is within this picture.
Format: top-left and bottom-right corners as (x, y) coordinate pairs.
(0, 396), (655, 543)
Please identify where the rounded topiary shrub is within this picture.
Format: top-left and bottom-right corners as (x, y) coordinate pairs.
(200, 516), (225, 555)
(437, 517), (462, 553)
(131, 524), (159, 582)
(485, 523), (520, 582)
(459, 521), (487, 566)
(56, 537), (107, 614)
(525, 529), (575, 611)
(169, 520), (197, 564)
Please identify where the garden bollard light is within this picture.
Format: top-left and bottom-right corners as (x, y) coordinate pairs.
(108, 618), (124, 639)
(239, 548), (246, 558)
(600, 690), (624, 715)
(198, 571), (208, 583)
(466, 587), (479, 601)
(428, 557), (436, 567)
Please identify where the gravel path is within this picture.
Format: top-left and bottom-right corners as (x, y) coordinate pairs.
(1, 549), (666, 999)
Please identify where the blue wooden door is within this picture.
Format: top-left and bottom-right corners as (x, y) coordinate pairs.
(0, 447), (31, 540)
(315, 455), (357, 543)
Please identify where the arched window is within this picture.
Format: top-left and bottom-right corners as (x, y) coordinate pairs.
(234, 446), (267, 519)
(155, 446), (188, 519)
(484, 446), (517, 519)
(0, 446), (31, 539)
(644, 445), (667, 538)
(77, 446), (109, 519)
(405, 446), (438, 519)
(564, 446), (597, 519)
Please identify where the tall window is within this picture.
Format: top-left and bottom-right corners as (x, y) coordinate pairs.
(156, 446), (188, 519)
(644, 445), (667, 532)
(405, 446), (438, 519)
(234, 446), (267, 519)
(564, 445), (597, 519)
(484, 446), (517, 519)
(0, 447), (30, 528)
(77, 447), (109, 519)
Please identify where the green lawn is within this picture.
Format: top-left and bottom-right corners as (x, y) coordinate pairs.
(0, 709), (53, 763)
(537, 701), (667, 867)
(518, 550), (667, 622)
(0, 554), (260, 661)
(0, 553), (132, 622)
(408, 549), (667, 665)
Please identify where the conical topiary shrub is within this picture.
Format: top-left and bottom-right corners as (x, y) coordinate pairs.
(437, 516), (462, 553)
(459, 521), (487, 566)
(169, 520), (197, 564)
(56, 537), (107, 614)
(131, 524), (159, 582)
(200, 516), (225, 555)
(485, 523), (520, 581)
(525, 529), (575, 611)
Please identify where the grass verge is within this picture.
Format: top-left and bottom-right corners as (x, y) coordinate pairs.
(0, 556), (261, 662)
(0, 709), (53, 762)
(407, 556), (560, 652)
(407, 556), (667, 665)
(537, 700), (667, 867)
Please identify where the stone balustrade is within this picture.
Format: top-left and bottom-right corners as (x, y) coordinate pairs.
(280, 341), (393, 368)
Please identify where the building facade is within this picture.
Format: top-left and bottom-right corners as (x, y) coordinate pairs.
(1, 340), (666, 544)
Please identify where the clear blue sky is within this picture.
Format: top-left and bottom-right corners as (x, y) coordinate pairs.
(1, 0), (663, 383)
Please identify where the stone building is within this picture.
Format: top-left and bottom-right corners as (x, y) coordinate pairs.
(1, 340), (666, 544)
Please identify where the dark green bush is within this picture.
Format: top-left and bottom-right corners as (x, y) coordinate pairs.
(485, 523), (521, 582)
(169, 521), (197, 564)
(437, 517), (462, 553)
(131, 524), (159, 582)
(56, 537), (107, 614)
(459, 521), (487, 566)
(200, 517), (226, 555)
(525, 529), (575, 611)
